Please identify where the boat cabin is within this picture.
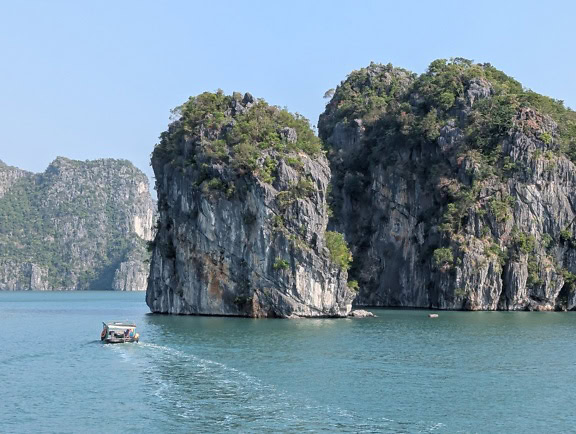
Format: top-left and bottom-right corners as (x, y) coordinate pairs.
(101, 321), (139, 343)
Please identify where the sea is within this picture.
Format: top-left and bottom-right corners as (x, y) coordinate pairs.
(1, 291), (576, 433)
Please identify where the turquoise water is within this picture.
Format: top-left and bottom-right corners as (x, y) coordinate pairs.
(2, 292), (576, 433)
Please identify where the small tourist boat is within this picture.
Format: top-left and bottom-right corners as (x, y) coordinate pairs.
(428, 314), (439, 318)
(101, 321), (139, 343)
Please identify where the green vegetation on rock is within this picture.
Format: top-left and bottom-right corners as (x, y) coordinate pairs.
(154, 90), (322, 175)
(325, 231), (352, 271)
(320, 58), (576, 162)
(484, 243), (507, 266)
(432, 248), (454, 269)
(273, 258), (290, 271)
(489, 195), (515, 222)
(347, 280), (359, 291)
(510, 229), (536, 256)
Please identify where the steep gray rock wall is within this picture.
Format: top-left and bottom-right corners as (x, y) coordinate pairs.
(0, 160), (30, 199)
(147, 92), (354, 317)
(0, 261), (50, 290)
(112, 256), (149, 291)
(320, 61), (576, 311)
(0, 157), (155, 290)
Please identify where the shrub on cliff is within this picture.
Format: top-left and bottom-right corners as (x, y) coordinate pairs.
(325, 231), (352, 270)
(273, 258), (290, 271)
(432, 248), (454, 270)
(489, 196), (514, 222)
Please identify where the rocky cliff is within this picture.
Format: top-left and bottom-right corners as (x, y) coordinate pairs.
(147, 91), (354, 317)
(319, 59), (576, 311)
(0, 157), (155, 290)
(0, 160), (31, 200)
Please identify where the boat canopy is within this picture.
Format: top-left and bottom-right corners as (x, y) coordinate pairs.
(103, 321), (136, 329)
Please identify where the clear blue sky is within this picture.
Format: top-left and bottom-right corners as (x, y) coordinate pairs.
(1, 0), (574, 182)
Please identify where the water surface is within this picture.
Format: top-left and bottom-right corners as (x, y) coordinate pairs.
(1, 291), (575, 433)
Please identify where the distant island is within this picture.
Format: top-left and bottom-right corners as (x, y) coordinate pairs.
(0, 157), (155, 290)
(147, 58), (576, 314)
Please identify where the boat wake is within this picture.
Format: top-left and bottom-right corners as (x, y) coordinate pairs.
(107, 342), (445, 432)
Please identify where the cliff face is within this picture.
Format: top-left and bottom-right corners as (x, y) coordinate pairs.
(0, 157), (155, 290)
(0, 160), (30, 199)
(147, 91), (354, 317)
(320, 60), (576, 311)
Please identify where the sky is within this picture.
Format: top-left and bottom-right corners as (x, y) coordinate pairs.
(1, 0), (574, 184)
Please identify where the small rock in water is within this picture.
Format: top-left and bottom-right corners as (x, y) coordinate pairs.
(348, 309), (375, 318)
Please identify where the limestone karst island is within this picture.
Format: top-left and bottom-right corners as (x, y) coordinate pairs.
(145, 58), (576, 315)
(3, 3), (576, 429)
(0, 157), (154, 290)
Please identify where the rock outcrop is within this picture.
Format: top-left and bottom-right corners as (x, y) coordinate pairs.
(112, 248), (150, 291)
(0, 160), (30, 199)
(348, 309), (375, 318)
(0, 157), (155, 290)
(319, 59), (576, 311)
(147, 91), (354, 317)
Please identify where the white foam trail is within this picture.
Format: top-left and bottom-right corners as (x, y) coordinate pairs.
(110, 341), (444, 432)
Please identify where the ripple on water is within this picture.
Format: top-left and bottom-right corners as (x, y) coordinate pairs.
(106, 342), (440, 433)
